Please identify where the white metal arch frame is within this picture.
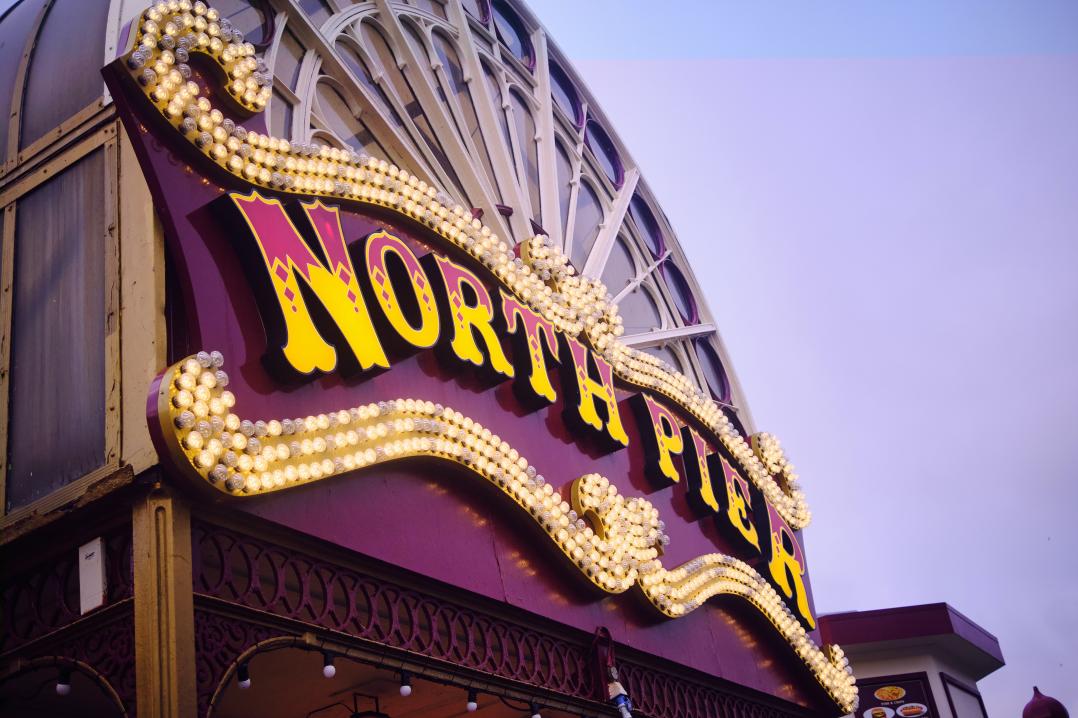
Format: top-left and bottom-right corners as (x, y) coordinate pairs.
(113, 0), (752, 423)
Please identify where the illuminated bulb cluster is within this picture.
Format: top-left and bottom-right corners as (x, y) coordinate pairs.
(751, 432), (801, 492)
(127, 1), (270, 120)
(520, 235), (812, 529)
(158, 349), (854, 710)
(123, 2), (809, 529)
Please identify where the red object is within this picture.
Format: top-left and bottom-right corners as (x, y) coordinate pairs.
(590, 627), (615, 701)
(1023, 688), (1069, 718)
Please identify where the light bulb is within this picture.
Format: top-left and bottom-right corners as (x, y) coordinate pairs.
(322, 653), (335, 678)
(55, 668), (72, 696)
(237, 662), (251, 689)
(466, 689), (478, 712)
(399, 671), (412, 697)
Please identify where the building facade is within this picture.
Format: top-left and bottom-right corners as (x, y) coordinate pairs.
(0, 1), (856, 717)
(820, 604), (1005, 718)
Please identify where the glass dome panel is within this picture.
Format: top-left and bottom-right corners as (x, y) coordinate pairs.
(695, 338), (730, 402)
(20, 0), (108, 149)
(0, 0), (46, 165)
(585, 120), (622, 188)
(314, 82), (376, 154)
(600, 237), (635, 295)
(550, 62), (581, 126)
(643, 344), (683, 374)
(570, 181), (602, 268)
(491, 0), (532, 66)
(213, 0), (270, 46)
(509, 90), (541, 223)
(630, 194), (664, 257)
(619, 286), (662, 335)
(555, 142), (574, 239)
(662, 260), (697, 323)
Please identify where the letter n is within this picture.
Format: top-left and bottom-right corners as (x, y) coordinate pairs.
(227, 191), (388, 376)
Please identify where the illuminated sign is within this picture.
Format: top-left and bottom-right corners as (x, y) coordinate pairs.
(114, 1), (857, 711)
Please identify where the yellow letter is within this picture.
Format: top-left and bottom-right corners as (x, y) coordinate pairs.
(501, 291), (560, 405)
(763, 501), (815, 630)
(229, 192), (388, 376)
(429, 255), (514, 379)
(364, 231), (440, 350)
(681, 427), (720, 515)
(561, 336), (629, 449)
(718, 454), (761, 552)
(631, 394), (683, 486)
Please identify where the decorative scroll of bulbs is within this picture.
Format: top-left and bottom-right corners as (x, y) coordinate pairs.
(155, 351), (856, 710)
(124, 0), (810, 531)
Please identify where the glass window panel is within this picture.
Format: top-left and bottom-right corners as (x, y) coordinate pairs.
(402, 22), (429, 67)
(269, 89), (293, 138)
(619, 286), (661, 334)
(509, 91), (540, 223)
(549, 62), (580, 126)
(433, 33), (499, 199)
(643, 344), (683, 374)
(7, 150), (106, 510)
(695, 338), (730, 402)
(555, 142), (573, 239)
(411, 0), (447, 20)
(274, 30), (305, 90)
(0, 0), (47, 165)
(461, 0), (489, 21)
(337, 40), (405, 132)
(630, 195), (664, 257)
(362, 22), (466, 200)
(585, 120), (622, 188)
(297, 0), (332, 26)
(600, 237), (634, 295)
(945, 682), (988, 718)
(212, 0), (268, 45)
(662, 261), (696, 322)
(724, 406), (746, 435)
(491, 1), (531, 65)
(483, 63), (512, 154)
(20, 0), (108, 149)
(570, 180), (602, 268)
(315, 82), (376, 154)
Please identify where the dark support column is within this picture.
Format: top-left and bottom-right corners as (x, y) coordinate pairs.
(133, 486), (197, 717)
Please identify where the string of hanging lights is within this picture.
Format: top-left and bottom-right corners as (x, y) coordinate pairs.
(226, 642), (608, 718)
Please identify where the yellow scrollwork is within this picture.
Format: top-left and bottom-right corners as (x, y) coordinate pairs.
(153, 349), (856, 710)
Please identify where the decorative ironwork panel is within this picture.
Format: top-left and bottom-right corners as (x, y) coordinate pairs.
(0, 524), (133, 653)
(194, 609), (284, 718)
(192, 522), (810, 718)
(192, 522), (592, 699)
(619, 661), (805, 718)
(38, 610), (137, 717)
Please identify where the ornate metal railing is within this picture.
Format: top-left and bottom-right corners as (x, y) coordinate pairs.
(191, 521), (810, 718)
(192, 521), (592, 695)
(0, 523), (132, 654)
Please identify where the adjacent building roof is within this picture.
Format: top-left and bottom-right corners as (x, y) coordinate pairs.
(819, 603), (1004, 681)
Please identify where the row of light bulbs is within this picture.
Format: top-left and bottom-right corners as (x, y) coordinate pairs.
(519, 235), (811, 528)
(238, 658), (544, 718)
(125, 0), (810, 532)
(159, 351), (855, 710)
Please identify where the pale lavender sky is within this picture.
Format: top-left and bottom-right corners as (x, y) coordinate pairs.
(531, 2), (1078, 717)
